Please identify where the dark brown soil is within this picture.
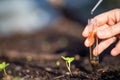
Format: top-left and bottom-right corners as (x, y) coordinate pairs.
(0, 18), (119, 80)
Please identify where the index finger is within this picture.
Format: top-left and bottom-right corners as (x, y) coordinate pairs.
(82, 19), (97, 37)
(82, 9), (120, 37)
(94, 9), (120, 26)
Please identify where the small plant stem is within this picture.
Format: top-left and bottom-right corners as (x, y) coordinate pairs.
(3, 69), (7, 76)
(66, 62), (72, 76)
(68, 62), (72, 76)
(66, 62), (69, 70)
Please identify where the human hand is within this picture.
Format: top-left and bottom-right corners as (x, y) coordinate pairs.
(82, 9), (120, 56)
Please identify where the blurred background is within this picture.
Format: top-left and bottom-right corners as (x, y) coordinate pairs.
(0, 0), (119, 60)
(0, 0), (120, 36)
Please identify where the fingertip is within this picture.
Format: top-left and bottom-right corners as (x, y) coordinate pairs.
(82, 27), (89, 37)
(82, 32), (87, 37)
(111, 49), (119, 56)
(84, 39), (90, 47)
(93, 51), (98, 56)
(93, 48), (100, 56)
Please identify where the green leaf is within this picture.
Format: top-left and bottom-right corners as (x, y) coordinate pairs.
(68, 57), (74, 63)
(61, 56), (66, 60)
(0, 62), (9, 70)
(61, 56), (74, 63)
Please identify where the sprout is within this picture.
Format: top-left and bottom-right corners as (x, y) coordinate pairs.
(56, 61), (60, 66)
(0, 62), (9, 76)
(61, 56), (74, 76)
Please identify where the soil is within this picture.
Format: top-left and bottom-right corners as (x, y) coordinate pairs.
(0, 18), (119, 80)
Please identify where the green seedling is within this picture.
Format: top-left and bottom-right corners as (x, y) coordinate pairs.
(61, 56), (74, 76)
(56, 60), (60, 66)
(0, 61), (9, 76)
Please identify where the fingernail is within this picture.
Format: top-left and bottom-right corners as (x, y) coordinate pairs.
(89, 19), (96, 25)
(112, 37), (117, 42)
